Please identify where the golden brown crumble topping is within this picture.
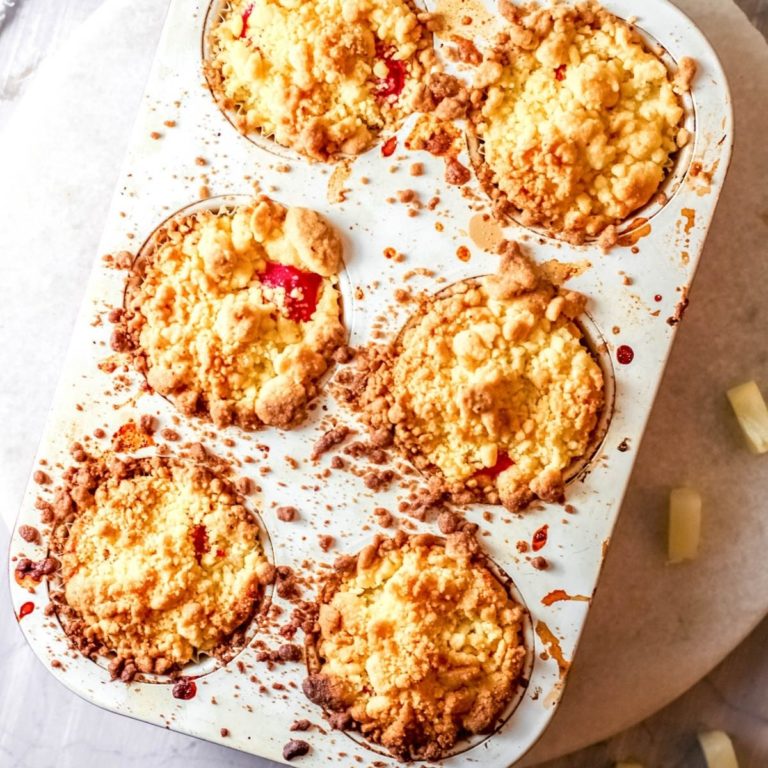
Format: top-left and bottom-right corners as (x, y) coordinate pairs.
(205, 0), (437, 160)
(50, 455), (273, 675)
(470, 2), (693, 240)
(117, 198), (345, 430)
(337, 243), (604, 511)
(303, 532), (527, 760)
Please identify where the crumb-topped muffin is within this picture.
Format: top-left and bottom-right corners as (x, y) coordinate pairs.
(51, 456), (273, 675)
(471, 1), (694, 240)
(303, 532), (528, 760)
(340, 243), (604, 511)
(118, 197), (345, 430)
(205, 0), (436, 160)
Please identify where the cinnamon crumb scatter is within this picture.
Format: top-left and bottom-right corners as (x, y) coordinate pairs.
(277, 506), (298, 522)
(311, 424), (351, 460)
(471, 2), (691, 241)
(117, 197), (345, 430)
(336, 242), (604, 512)
(282, 739), (310, 761)
(49, 454), (273, 675)
(304, 532), (527, 760)
(33, 470), (51, 485)
(205, 0), (437, 160)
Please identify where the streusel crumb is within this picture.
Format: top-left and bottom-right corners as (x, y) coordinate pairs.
(304, 533), (527, 760)
(472, 2), (690, 240)
(205, 0), (436, 160)
(120, 198), (345, 430)
(339, 242), (604, 511)
(54, 456), (272, 674)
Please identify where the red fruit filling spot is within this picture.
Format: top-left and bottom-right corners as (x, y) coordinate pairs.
(475, 453), (514, 478)
(374, 43), (407, 99)
(532, 524), (549, 552)
(259, 262), (323, 322)
(240, 4), (253, 38)
(191, 525), (209, 565)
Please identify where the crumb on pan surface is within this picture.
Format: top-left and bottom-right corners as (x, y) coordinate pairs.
(304, 532), (527, 760)
(205, 0), (436, 160)
(53, 456), (272, 674)
(120, 197), (345, 430)
(339, 243), (604, 512)
(472, 1), (693, 239)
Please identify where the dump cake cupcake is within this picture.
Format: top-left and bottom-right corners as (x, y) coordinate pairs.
(51, 455), (273, 675)
(303, 532), (528, 760)
(343, 243), (604, 511)
(205, 0), (436, 160)
(119, 197), (345, 430)
(471, 2), (694, 241)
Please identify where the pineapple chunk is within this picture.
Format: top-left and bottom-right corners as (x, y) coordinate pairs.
(698, 730), (739, 768)
(727, 380), (768, 454)
(668, 487), (701, 564)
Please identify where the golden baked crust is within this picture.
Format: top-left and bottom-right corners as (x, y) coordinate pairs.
(303, 532), (527, 760)
(53, 456), (273, 674)
(119, 198), (345, 430)
(339, 243), (604, 511)
(205, 0), (436, 160)
(471, 2), (692, 240)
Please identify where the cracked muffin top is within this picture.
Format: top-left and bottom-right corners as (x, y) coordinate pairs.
(205, 0), (436, 160)
(472, 1), (694, 240)
(54, 456), (273, 675)
(341, 243), (605, 512)
(118, 197), (345, 430)
(303, 532), (527, 760)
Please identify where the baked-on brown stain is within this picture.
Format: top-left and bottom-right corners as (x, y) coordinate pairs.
(468, 213), (504, 252)
(681, 207), (696, 234)
(456, 245), (471, 262)
(541, 589), (590, 606)
(536, 621), (570, 676)
(618, 217), (651, 247)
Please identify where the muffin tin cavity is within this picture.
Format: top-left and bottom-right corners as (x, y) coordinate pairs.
(202, 0), (436, 161)
(118, 195), (349, 431)
(46, 454), (274, 682)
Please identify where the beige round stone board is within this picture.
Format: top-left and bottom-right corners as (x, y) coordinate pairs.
(0, 0), (766, 764)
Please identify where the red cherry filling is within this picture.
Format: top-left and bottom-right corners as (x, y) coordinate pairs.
(259, 262), (323, 322)
(475, 453), (514, 478)
(374, 42), (407, 99)
(191, 524), (210, 564)
(240, 4), (253, 38)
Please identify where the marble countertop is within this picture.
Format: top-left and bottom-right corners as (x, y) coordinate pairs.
(1, 1), (767, 767)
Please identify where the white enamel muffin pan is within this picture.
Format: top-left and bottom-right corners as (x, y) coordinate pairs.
(9, 0), (733, 765)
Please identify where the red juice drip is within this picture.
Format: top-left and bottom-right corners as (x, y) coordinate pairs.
(381, 135), (398, 157)
(191, 525), (209, 565)
(259, 262), (322, 322)
(240, 4), (253, 38)
(616, 345), (635, 365)
(172, 678), (197, 700)
(532, 525), (549, 552)
(18, 602), (34, 620)
(374, 43), (407, 99)
(654, 294), (663, 302)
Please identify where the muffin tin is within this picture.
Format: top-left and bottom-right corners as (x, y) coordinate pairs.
(9, 0), (733, 765)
